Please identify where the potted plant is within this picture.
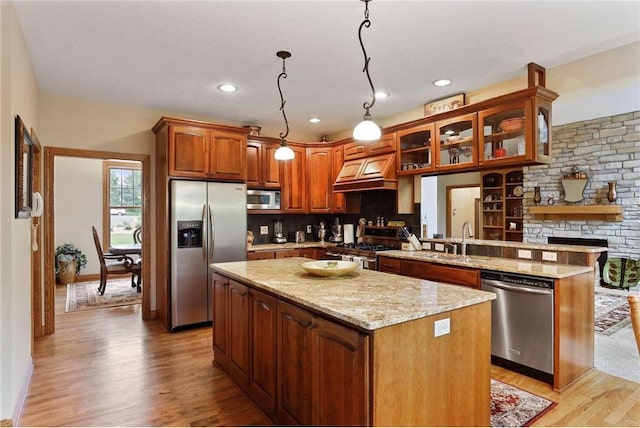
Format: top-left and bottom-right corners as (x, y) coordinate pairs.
(55, 243), (88, 284)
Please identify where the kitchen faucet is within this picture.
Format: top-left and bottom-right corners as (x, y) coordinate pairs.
(461, 221), (474, 258)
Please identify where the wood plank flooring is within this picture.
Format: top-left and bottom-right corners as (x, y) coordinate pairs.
(18, 283), (640, 426)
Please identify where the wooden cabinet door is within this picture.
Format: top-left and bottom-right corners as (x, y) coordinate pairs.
(212, 274), (229, 369)
(332, 145), (345, 213)
(228, 280), (250, 386)
(246, 141), (262, 187)
(313, 318), (369, 426)
(307, 147), (333, 213)
(249, 289), (278, 418)
(209, 131), (247, 181)
(300, 248), (317, 259)
(277, 301), (314, 426)
(343, 141), (367, 160)
(282, 145), (307, 213)
(168, 126), (209, 178)
(262, 143), (282, 188)
(367, 132), (397, 157)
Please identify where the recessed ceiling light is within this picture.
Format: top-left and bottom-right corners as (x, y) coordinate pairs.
(218, 84), (237, 93)
(308, 117), (321, 123)
(375, 91), (389, 99)
(433, 79), (451, 87)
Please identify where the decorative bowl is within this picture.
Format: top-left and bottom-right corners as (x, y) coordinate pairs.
(301, 260), (359, 277)
(499, 117), (525, 132)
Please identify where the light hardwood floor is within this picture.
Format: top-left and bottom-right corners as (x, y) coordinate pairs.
(18, 283), (640, 426)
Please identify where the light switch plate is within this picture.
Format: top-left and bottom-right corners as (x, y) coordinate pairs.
(260, 225), (269, 235)
(517, 249), (532, 259)
(306, 225), (312, 233)
(434, 318), (450, 337)
(542, 251), (558, 262)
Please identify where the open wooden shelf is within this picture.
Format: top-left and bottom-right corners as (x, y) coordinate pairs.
(529, 205), (623, 221)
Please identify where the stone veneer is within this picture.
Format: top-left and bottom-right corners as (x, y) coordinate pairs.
(523, 111), (640, 260)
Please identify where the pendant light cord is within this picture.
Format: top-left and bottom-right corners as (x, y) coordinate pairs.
(277, 52), (290, 142)
(358, 0), (376, 113)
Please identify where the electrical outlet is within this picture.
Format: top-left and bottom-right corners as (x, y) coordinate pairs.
(260, 225), (269, 235)
(434, 243), (445, 251)
(434, 318), (450, 337)
(517, 249), (532, 259)
(542, 251), (558, 262)
(306, 225), (312, 233)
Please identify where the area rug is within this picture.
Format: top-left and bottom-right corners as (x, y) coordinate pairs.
(595, 291), (631, 336)
(490, 379), (556, 427)
(65, 278), (141, 312)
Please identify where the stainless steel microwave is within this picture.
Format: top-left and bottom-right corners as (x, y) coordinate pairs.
(247, 189), (281, 210)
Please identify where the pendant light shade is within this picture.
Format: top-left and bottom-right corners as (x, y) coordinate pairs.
(275, 50), (295, 160)
(353, 110), (381, 141)
(274, 142), (295, 160)
(353, 0), (380, 141)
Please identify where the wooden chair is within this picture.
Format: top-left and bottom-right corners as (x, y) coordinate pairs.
(629, 295), (640, 357)
(133, 226), (142, 244)
(92, 226), (141, 295)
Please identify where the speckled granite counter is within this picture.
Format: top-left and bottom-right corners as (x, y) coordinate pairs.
(379, 250), (593, 279)
(247, 242), (337, 251)
(210, 257), (495, 330)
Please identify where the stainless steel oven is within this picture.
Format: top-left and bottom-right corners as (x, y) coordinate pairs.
(247, 189), (280, 210)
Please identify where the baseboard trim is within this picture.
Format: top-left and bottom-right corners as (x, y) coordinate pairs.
(12, 357), (33, 427)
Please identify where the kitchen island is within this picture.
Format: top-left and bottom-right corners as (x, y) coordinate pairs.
(210, 257), (496, 426)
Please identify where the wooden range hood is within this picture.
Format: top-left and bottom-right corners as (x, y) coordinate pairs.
(333, 153), (397, 192)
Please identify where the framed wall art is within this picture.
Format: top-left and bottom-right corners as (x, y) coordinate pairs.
(424, 93), (466, 117)
(15, 115), (34, 218)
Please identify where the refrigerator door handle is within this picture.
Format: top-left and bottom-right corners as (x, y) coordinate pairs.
(201, 203), (207, 260)
(209, 204), (215, 259)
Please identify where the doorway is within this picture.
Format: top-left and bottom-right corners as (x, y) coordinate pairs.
(40, 147), (151, 335)
(446, 185), (480, 239)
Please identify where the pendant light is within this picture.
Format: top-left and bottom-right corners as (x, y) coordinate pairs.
(353, 0), (381, 141)
(274, 50), (295, 160)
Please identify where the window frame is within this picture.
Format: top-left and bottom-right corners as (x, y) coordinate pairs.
(102, 160), (142, 249)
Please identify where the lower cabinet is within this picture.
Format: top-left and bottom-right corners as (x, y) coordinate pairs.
(213, 275), (370, 426)
(248, 247), (327, 261)
(378, 256), (480, 289)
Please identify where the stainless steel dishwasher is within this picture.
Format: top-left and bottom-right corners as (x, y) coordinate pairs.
(481, 270), (554, 384)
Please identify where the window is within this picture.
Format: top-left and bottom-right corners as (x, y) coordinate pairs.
(103, 161), (142, 248)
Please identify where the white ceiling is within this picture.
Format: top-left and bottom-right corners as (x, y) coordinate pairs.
(13, 0), (640, 140)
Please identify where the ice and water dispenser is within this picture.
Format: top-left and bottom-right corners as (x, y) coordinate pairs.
(177, 220), (203, 248)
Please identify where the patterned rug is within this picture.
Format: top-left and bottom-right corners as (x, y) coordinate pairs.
(491, 379), (556, 427)
(65, 278), (141, 312)
(595, 291), (631, 336)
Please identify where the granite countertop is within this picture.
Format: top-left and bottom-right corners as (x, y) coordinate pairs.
(379, 250), (593, 279)
(421, 238), (607, 254)
(248, 242), (337, 251)
(210, 257), (495, 331)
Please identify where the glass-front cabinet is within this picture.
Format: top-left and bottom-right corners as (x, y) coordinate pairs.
(435, 113), (477, 172)
(534, 97), (553, 163)
(478, 102), (528, 166)
(398, 124), (435, 175)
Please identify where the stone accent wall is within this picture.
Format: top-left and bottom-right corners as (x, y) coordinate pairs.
(523, 111), (640, 260)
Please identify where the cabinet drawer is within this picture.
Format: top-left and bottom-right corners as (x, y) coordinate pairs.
(248, 251), (276, 261)
(402, 260), (479, 289)
(378, 256), (402, 274)
(275, 249), (301, 259)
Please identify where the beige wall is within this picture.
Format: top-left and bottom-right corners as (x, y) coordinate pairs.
(331, 42), (640, 141)
(0, 1), (40, 422)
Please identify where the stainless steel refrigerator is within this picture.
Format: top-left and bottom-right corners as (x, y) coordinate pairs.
(170, 180), (247, 331)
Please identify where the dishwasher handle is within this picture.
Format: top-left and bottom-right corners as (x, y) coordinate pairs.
(481, 279), (553, 296)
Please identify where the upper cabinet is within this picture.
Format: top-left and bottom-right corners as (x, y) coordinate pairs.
(281, 145), (307, 213)
(435, 113), (478, 172)
(247, 138), (282, 189)
(343, 133), (397, 160)
(307, 146), (333, 213)
(153, 117), (247, 181)
(398, 124), (435, 175)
